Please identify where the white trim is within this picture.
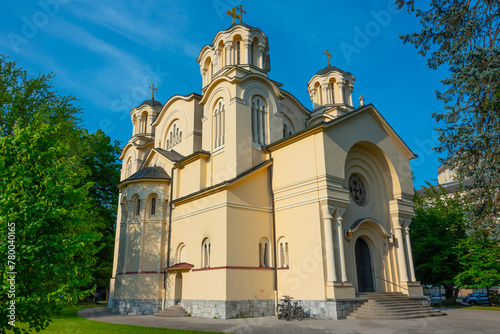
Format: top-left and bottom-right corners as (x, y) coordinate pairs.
(172, 201), (272, 221)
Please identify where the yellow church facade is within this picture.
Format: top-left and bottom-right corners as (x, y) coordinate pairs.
(109, 20), (423, 320)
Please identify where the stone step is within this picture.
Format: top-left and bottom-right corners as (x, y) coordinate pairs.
(347, 313), (446, 320)
(154, 305), (189, 317)
(353, 308), (441, 316)
(347, 293), (446, 320)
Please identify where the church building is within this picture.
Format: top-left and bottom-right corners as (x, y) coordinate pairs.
(109, 10), (424, 320)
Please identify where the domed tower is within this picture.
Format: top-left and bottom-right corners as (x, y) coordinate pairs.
(306, 52), (356, 126)
(130, 97), (163, 140)
(196, 22), (271, 88)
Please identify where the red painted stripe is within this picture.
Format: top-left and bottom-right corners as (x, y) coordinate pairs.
(192, 266), (274, 272)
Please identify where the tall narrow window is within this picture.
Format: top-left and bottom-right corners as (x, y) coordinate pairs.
(166, 121), (182, 149)
(283, 124), (288, 138)
(214, 99), (225, 149)
(259, 238), (271, 267)
(143, 114), (148, 133)
(126, 158), (132, 178)
(151, 197), (156, 216)
(235, 40), (241, 64)
(202, 238), (211, 268)
(278, 238), (289, 268)
(251, 96), (267, 145)
(135, 198), (141, 216)
(330, 83), (335, 104)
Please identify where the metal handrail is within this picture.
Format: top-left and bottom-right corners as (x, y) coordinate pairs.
(375, 276), (431, 303)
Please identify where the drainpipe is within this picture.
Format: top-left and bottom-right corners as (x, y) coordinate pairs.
(268, 155), (278, 315)
(163, 163), (177, 310)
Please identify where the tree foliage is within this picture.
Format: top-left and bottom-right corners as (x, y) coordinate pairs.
(0, 56), (120, 332)
(0, 118), (100, 333)
(411, 183), (467, 301)
(455, 229), (500, 290)
(79, 129), (121, 289)
(397, 0), (500, 236)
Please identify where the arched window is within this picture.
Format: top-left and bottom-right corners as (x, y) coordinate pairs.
(251, 96), (267, 145)
(259, 238), (271, 267)
(166, 120), (182, 150)
(176, 243), (187, 264)
(126, 158), (132, 178)
(234, 39), (241, 65)
(202, 238), (211, 268)
(330, 82), (336, 104)
(278, 237), (289, 268)
(142, 113), (148, 133)
(214, 99), (225, 149)
(150, 197), (156, 216)
(134, 197), (141, 217)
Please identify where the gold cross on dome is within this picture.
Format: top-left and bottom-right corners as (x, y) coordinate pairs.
(237, 5), (246, 23)
(227, 7), (241, 24)
(324, 49), (332, 67)
(149, 84), (158, 100)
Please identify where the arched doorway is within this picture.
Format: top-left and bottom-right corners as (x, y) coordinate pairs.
(174, 272), (182, 304)
(355, 237), (375, 292)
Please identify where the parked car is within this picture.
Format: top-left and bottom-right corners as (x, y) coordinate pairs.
(429, 293), (446, 303)
(463, 293), (489, 305)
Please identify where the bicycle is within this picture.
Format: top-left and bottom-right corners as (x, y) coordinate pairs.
(277, 295), (304, 321)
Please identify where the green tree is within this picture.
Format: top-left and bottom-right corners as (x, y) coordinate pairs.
(397, 0), (500, 236)
(0, 56), (121, 332)
(79, 129), (121, 290)
(411, 183), (467, 302)
(455, 230), (500, 304)
(0, 118), (101, 333)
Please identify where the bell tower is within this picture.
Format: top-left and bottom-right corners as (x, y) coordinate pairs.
(306, 51), (356, 122)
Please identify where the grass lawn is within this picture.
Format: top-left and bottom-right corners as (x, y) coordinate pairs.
(7, 304), (223, 333)
(432, 301), (500, 311)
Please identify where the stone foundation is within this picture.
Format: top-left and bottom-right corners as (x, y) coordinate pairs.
(111, 298), (365, 319)
(111, 298), (162, 315)
(165, 299), (275, 319)
(301, 299), (366, 319)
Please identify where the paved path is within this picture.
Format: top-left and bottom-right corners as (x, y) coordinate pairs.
(78, 307), (500, 333)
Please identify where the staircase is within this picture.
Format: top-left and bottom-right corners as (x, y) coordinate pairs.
(346, 292), (446, 320)
(154, 304), (189, 317)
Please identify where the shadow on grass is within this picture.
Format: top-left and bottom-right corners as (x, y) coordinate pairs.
(8, 304), (223, 334)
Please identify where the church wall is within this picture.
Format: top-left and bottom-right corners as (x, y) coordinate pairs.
(270, 134), (322, 190)
(177, 158), (206, 198)
(275, 202), (326, 301)
(154, 98), (202, 156)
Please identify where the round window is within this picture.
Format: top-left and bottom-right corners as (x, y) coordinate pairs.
(348, 174), (367, 206)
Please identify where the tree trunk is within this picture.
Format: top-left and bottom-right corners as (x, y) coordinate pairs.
(443, 283), (458, 303)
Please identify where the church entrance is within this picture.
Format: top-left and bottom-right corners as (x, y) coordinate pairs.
(355, 237), (374, 292)
(174, 272), (183, 304)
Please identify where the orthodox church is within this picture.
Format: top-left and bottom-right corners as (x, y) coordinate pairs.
(109, 10), (424, 320)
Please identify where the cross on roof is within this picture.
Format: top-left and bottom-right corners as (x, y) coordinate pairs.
(149, 84), (158, 100)
(227, 7), (241, 24)
(236, 5), (246, 23)
(324, 49), (332, 67)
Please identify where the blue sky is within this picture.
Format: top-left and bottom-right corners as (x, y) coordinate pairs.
(0, 0), (448, 189)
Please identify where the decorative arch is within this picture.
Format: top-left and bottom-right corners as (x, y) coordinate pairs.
(344, 141), (402, 199)
(205, 86), (231, 118)
(233, 34), (243, 65)
(201, 238), (211, 268)
(213, 98), (225, 150)
(242, 83), (279, 115)
(165, 119), (183, 150)
(277, 237), (289, 268)
(147, 193), (159, 217)
(175, 243), (187, 264)
(251, 95), (268, 145)
(131, 194), (141, 217)
(158, 108), (188, 148)
(258, 237), (271, 267)
(349, 218), (391, 238)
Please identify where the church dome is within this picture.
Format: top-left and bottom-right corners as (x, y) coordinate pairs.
(315, 65), (349, 76)
(138, 99), (163, 108)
